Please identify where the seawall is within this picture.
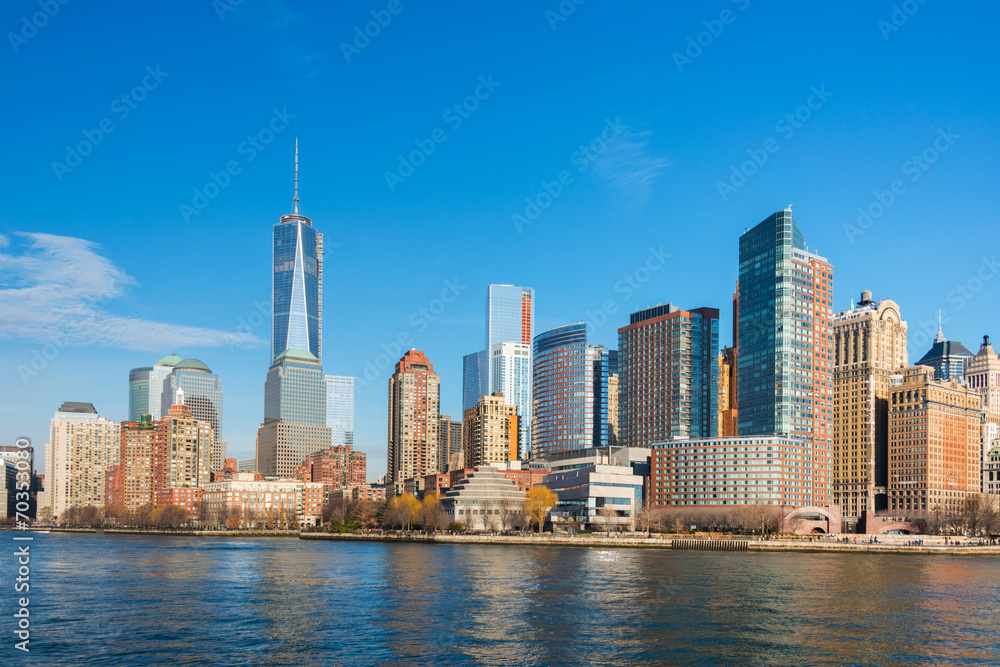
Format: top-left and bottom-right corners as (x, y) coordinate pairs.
(300, 532), (1000, 555)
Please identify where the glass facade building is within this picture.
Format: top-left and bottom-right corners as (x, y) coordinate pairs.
(736, 209), (834, 506)
(272, 212), (323, 364)
(532, 323), (614, 460)
(325, 375), (355, 447)
(486, 284), (534, 349)
(256, 157), (333, 479)
(462, 349), (490, 412)
(490, 341), (532, 459)
(128, 353), (181, 421)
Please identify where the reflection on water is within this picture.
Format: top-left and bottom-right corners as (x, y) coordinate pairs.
(3, 534), (999, 665)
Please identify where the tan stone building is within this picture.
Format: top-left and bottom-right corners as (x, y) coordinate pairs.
(963, 336), (1000, 491)
(831, 291), (908, 521)
(888, 365), (982, 514)
(463, 392), (519, 468)
(717, 347), (737, 437)
(161, 398), (213, 491)
(387, 350), (440, 483)
(607, 374), (619, 447)
(45, 402), (119, 520)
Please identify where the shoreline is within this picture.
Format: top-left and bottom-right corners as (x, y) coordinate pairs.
(16, 528), (1000, 554)
(15, 527), (300, 538)
(301, 532), (1000, 555)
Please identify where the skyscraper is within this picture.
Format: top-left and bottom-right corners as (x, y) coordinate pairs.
(387, 350), (441, 484)
(272, 141), (323, 364)
(161, 358), (225, 471)
(463, 284), (535, 452)
(45, 402), (119, 519)
(256, 350), (332, 478)
(737, 208), (834, 506)
(532, 323), (614, 460)
(325, 375), (355, 446)
(618, 303), (719, 448)
(256, 144), (332, 478)
(128, 353), (181, 421)
(486, 284), (534, 349)
(831, 291), (908, 520)
(490, 341), (532, 458)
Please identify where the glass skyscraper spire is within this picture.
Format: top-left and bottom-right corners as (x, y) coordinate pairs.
(257, 143), (331, 477)
(272, 141), (323, 363)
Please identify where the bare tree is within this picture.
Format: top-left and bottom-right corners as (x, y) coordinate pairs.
(597, 505), (618, 535)
(496, 499), (516, 532)
(461, 508), (476, 532)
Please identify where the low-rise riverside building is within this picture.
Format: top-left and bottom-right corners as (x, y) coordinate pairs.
(544, 448), (646, 529)
(441, 466), (526, 530)
(649, 436), (823, 508)
(202, 473), (323, 527)
(154, 487), (203, 515)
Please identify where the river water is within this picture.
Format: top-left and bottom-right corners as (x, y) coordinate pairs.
(2, 533), (998, 665)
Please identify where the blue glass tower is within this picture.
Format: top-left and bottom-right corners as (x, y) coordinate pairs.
(272, 143), (323, 364)
(256, 143), (332, 478)
(532, 323), (613, 460)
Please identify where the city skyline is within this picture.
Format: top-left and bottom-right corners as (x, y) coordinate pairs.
(3, 4), (999, 483)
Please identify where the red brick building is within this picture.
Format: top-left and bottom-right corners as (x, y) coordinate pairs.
(300, 445), (367, 492)
(500, 468), (549, 493)
(154, 487), (203, 515)
(423, 472), (451, 495)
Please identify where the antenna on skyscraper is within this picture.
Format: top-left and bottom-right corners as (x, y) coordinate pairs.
(293, 138), (300, 215)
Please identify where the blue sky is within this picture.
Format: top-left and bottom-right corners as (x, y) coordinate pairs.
(2, 1), (998, 482)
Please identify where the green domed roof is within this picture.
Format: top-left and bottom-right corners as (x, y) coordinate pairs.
(175, 358), (211, 372)
(156, 353), (183, 367)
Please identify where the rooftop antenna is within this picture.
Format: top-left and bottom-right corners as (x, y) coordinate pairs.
(934, 309), (945, 344)
(292, 138), (300, 215)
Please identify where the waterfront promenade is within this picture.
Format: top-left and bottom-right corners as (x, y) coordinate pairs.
(301, 531), (1000, 555)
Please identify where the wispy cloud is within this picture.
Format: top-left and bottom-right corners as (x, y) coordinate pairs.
(0, 232), (261, 351)
(592, 127), (668, 210)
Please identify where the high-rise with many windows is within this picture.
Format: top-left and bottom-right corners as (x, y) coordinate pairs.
(888, 365), (981, 513)
(161, 358), (225, 472)
(831, 291), (908, 521)
(387, 350), (441, 483)
(532, 323), (614, 460)
(490, 341), (532, 458)
(618, 304), (719, 448)
(256, 144), (332, 478)
(325, 375), (355, 447)
(256, 350), (332, 478)
(45, 402), (119, 520)
(737, 208), (834, 506)
(463, 393), (519, 468)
